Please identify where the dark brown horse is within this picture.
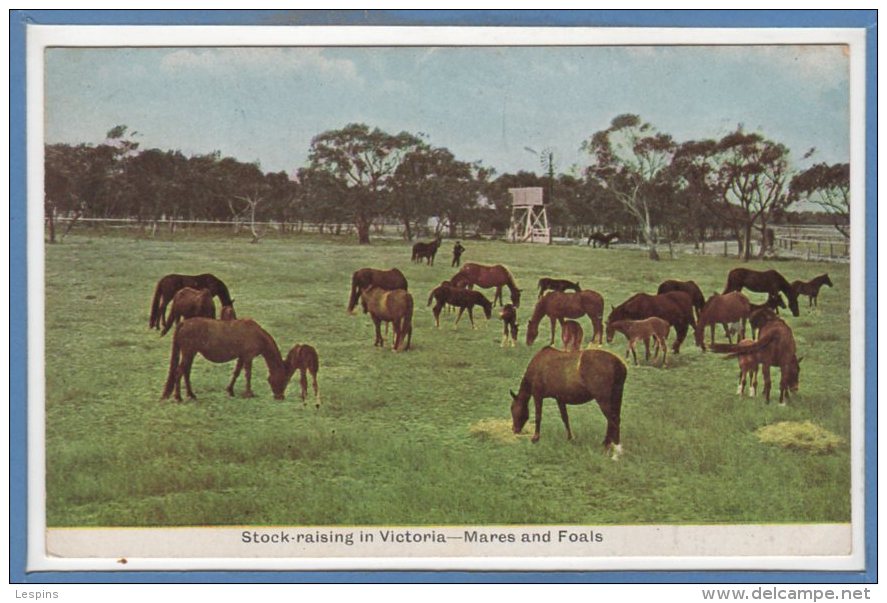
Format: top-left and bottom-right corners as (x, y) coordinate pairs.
(499, 304), (519, 348)
(160, 287), (216, 336)
(526, 290), (604, 346)
(360, 286), (413, 351)
(695, 292), (752, 350)
(149, 273), (233, 330)
(285, 344), (320, 407)
(723, 268), (799, 316)
(791, 274), (833, 308)
(711, 318), (802, 404)
(452, 262), (522, 307)
(510, 346), (627, 458)
(537, 277), (581, 299)
(411, 235), (442, 265)
(607, 291), (696, 353)
(429, 285), (492, 328)
(161, 318), (293, 401)
(347, 268), (408, 314)
(587, 231), (620, 248)
(657, 279), (706, 318)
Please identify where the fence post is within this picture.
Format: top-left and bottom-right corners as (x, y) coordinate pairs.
(723, 241), (728, 257)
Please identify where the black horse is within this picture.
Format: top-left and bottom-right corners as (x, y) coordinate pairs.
(149, 273), (233, 330)
(537, 277), (581, 299)
(587, 232), (620, 248)
(411, 235), (442, 265)
(723, 268), (800, 317)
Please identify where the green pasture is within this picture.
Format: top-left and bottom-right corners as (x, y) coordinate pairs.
(44, 231), (851, 527)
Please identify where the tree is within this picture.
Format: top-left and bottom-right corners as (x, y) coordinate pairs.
(666, 139), (723, 248)
(582, 114), (676, 260)
(308, 123), (423, 244)
(790, 162), (850, 238)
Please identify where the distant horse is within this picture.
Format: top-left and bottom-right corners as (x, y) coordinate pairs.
(160, 287), (216, 336)
(411, 235), (442, 265)
(149, 273), (233, 330)
(607, 291), (696, 353)
(429, 285), (492, 329)
(526, 290), (604, 346)
(510, 346), (627, 458)
(360, 285), (413, 351)
(587, 232), (620, 248)
(500, 304), (519, 348)
(561, 320), (584, 352)
(723, 268), (799, 317)
(657, 279), (706, 318)
(452, 262), (522, 307)
(711, 318), (802, 404)
(220, 305), (237, 321)
(347, 267), (408, 314)
(285, 344), (320, 407)
(161, 318), (293, 401)
(606, 317), (670, 367)
(791, 274), (833, 308)
(537, 277), (581, 299)
(695, 292), (752, 350)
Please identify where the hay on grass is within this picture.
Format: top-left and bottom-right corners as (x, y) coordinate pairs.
(469, 418), (525, 444)
(756, 421), (843, 454)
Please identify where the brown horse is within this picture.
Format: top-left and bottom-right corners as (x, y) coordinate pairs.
(285, 344), (320, 407)
(347, 267), (408, 314)
(657, 279), (705, 318)
(220, 305), (237, 320)
(452, 262), (522, 307)
(723, 267), (799, 317)
(561, 320), (584, 351)
(526, 290), (604, 346)
(538, 277), (581, 299)
(607, 291), (696, 353)
(499, 304), (519, 348)
(606, 317), (670, 367)
(429, 285), (492, 328)
(695, 292), (752, 350)
(411, 235), (442, 265)
(160, 287), (216, 336)
(161, 318), (293, 401)
(360, 286), (413, 351)
(587, 231), (620, 248)
(749, 306), (779, 338)
(149, 273), (233, 330)
(711, 318), (802, 404)
(510, 346), (627, 457)
(735, 338), (760, 397)
(791, 274), (833, 308)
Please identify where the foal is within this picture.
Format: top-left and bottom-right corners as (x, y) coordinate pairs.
(285, 344), (320, 408)
(499, 304), (519, 348)
(561, 320), (584, 351)
(606, 317), (671, 367)
(734, 339), (760, 397)
(791, 274), (833, 308)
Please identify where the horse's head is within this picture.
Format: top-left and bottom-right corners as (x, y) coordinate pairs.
(605, 321), (616, 344)
(787, 293), (800, 317)
(482, 301), (493, 320)
(823, 274), (834, 287)
(511, 288), (522, 308)
(783, 355), (802, 393)
(693, 322), (706, 350)
(768, 293), (786, 309)
(525, 320), (539, 346)
(268, 368), (292, 400)
(509, 389), (529, 434)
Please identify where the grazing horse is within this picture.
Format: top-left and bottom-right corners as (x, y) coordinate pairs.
(500, 304), (519, 348)
(360, 286), (413, 351)
(607, 291), (696, 353)
(149, 273), (233, 330)
(561, 320), (584, 352)
(510, 346), (627, 458)
(161, 318), (293, 401)
(411, 235), (442, 265)
(429, 285), (492, 329)
(537, 277), (581, 299)
(160, 287), (216, 336)
(606, 317), (670, 367)
(791, 274), (834, 308)
(526, 290), (604, 346)
(695, 292), (752, 350)
(347, 267), (408, 314)
(285, 344), (320, 407)
(452, 262), (522, 308)
(711, 319), (802, 404)
(657, 279), (706, 319)
(587, 231), (620, 248)
(723, 268), (800, 317)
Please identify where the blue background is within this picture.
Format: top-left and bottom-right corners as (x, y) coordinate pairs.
(9, 9), (878, 584)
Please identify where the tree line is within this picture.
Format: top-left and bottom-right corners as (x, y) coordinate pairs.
(44, 117), (849, 260)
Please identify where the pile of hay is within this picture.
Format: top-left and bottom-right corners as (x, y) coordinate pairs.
(755, 421), (844, 454)
(469, 418), (524, 444)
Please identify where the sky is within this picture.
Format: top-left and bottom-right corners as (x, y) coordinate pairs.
(44, 44), (850, 178)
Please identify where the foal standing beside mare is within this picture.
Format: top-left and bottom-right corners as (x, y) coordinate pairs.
(607, 291), (696, 353)
(606, 317), (670, 367)
(526, 290), (604, 346)
(791, 274), (833, 308)
(160, 287), (216, 336)
(149, 273), (233, 330)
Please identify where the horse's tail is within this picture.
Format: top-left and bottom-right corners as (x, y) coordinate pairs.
(159, 308), (176, 337)
(149, 279), (164, 329)
(427, 287), (438, 307)
(161, 327), (182, 398)
(214, 279), (233, 306)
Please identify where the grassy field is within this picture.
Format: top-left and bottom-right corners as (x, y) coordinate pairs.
(44, 230), (852, 527)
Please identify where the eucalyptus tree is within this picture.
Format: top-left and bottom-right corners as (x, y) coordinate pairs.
(789, 162), (850, 238)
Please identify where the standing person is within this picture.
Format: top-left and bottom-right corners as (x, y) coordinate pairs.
(452, 241), (466, 267)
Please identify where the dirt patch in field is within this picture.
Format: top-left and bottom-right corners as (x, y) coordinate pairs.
(469, 418), (526, 444)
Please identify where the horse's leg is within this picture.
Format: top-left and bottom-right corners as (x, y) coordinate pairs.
(531, 394), (544, 443)
(599, 397), (623, 459)
(750, 366), (758, 397)
(592, 315), (603, 344)
(495, 286), (503, 306)
(548, 316), (557, 345)
(659, 335), (668, 367)
(629, 339), (639, 365)
(242, 358), (255, 397)
(226, 359), (244, 397)
(673, 323), (687, 353)
(180, 352), (197, 400)
(468, 307), (476, 329)
(738, 367), (746, 395)
(556, 401), (573, 440)
(762, 364), (772, 404)
(311, 369), (320, 408)
(643, 336), (651, 361)
(299, 368), (309, 402)
(372, 317), (383, 347)
(454, 307), (465, 327)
